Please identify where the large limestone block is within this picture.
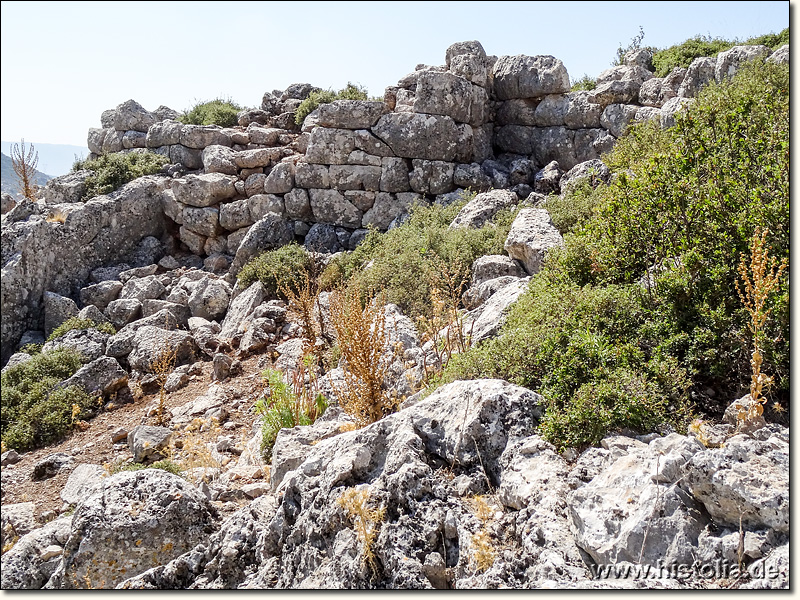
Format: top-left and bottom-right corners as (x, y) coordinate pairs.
(413, 71), (488, 126)
(372, 113), (462, 161)
(172, 173), (237, 208)
(45, 470), (218, 589)
(316, 100), (387, 129)
(503, 208), (563, 275)
(492, 55), (570, 100)
(308, 188), (362, 228)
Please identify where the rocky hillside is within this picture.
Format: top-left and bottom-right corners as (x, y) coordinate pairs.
(0, 39), (789, 589)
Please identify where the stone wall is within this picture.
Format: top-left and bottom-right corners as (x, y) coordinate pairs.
(80, 41), (787, 260)
(1, 177), (168, 364)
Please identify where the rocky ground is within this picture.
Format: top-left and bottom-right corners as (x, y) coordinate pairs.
(0, 233), (790, 588)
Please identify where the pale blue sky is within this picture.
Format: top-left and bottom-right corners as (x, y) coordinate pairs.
(0, 1), (790, 147)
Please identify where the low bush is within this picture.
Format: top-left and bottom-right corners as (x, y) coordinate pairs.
(237, 243), (315, 300)
(1, 348), (95, 451)
(47, 317), (116, 342)
(570, 74), (596, 91)
(651, 27), (788, 77)
(439, 59), (788, 450)
(74, 150), (168, 199)
(323, 194), (514, 321)
(295, 82), (369, 125)
(179, 98), (242, 127)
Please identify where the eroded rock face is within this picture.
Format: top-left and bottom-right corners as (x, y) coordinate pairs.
(492, 55), (570, 100)
(45, 470), (219, 589)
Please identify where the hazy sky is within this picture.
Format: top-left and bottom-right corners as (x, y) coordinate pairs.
(0, 1), (790, 147)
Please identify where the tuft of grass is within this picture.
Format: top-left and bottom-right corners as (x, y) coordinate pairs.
(295, 82), (369, 125)
(179, 97), (242, 127)
(337, 487), (386, 580)
(73, 150), (168, 200)
(570, 74), (596, 91)
(47, 317), (116, 342)
(255, 368), (327, 461)
(105, 458), (183, 477)
(1, 348), (95, 451)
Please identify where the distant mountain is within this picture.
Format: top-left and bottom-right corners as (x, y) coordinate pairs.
(0, 142), (88, 178)
(1, 151), (53, 198)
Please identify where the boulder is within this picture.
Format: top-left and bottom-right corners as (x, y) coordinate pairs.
(230, 213), (295, 275)
(263, 162), (295, 194)
(449, 189), (517, 229)
(492, 55), (570, 100)
(219, 281), (265, 340)
(569, 435), (709, 567)
(43, 292), (79, 338)
(559, 159), (611, 194)
(58, 356), (128, 397)
(80, 280), (123, 312)
(172, 173), (237, 208)
(60, 464), (106, 505)
(471, 255), (525, 287)
(179, 124), (231, 149)
(600, 103), (639, 138)
(309, 189), (362, 228)
(715, 45), (771, 83)
(127, 326), (198, 373)
(677, 56), (716, 98)
(32, 453), (75, 480)
(1, 516), (72, 589)
(465, 277), (530, 343)
(409, 160), (455, 195)
(248, 193), (285, 221)
(127, 425), (172, 463)
(503, 208), (563, 275)
(362, 192), (421, 231)
(413, 71), (488, 126)
(104, 298), (143, 329)
(45, 470), (218, 589)
(202, 145), (238, 175)
(681, 432), (788, 534)
(119, 275), (166, 303)
(42, 327), (111, 363)
(41, 171), (92, 205)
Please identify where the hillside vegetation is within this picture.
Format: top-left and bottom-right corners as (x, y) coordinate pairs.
(440, 59), (789, 449)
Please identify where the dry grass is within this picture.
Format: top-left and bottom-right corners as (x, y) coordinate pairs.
(734, 227), (788, 425)
(280, 271), (330, 362)
(416, 257), (473, 382)
(330, 287), (394, 428)
(467, 494), (499, 574)
(46, 208), (67, 224)
(10, 139), (38, 201)
(337, 487), (386, 579)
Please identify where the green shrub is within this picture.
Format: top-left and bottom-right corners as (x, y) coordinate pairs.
(19, 343), (42, 356)
(238, 243), (314, 300)
(47, 317), (116, 342)
(570, 75), (596, 91)
(179, 98), (242, 127)
(74, 150), (168, 199)
(651, 35), (735, 76)
(255, 369), (328, 461)
(107, 459), (184, 477)
(542, 180), (599, 235)
(324, 193), (514, 321)
(745, 27), (789, 49)
(439, 60), (788, 449)
(295, 82), (369, 125)
(1, 348), (95, 451)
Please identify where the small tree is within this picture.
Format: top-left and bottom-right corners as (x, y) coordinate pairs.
(11, 139), (39, 201)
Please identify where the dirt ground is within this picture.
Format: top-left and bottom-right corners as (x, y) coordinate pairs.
(1, 352), (274, 523)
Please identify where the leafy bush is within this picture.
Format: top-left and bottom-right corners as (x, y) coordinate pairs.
(1, 348), (95, 451)
(541, 180), (599, 235)
(295, 82), (369, 125)
(255, 369), (327, 461)
(570, 75), (596, 91)
(179, 98), (242, 127)
(19, 343), (42, 356)
(107, 459), (184, 477)
(237, 243), (314, 300)
(324, 194), (514, 320)
(440, 59), (788, 449)
(651, 28), (787, 77)
(74, 150), (168, 199)
(47, 317), (116, 342)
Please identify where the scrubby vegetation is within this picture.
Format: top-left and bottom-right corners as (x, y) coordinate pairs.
(179, 98), (243, 127)
(651, 27), (788, 76)
(73, 150), (168, 199)
(237, 242), (315, 300)
(440, 59), (789, 450)
(321, 194), (515, 320)
(47, 317), (116, 342)
(295, 82), (369, 125)
(1, 348), (96, 451)
(570, 75), (596, 91)
(106, 459), (184, 477)
(255, 368), (328, 460)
